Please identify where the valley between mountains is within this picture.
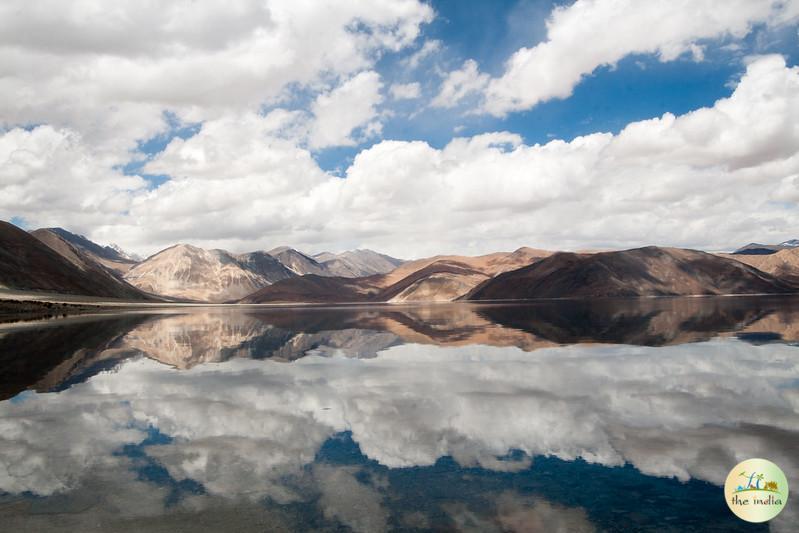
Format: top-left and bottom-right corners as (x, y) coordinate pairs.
(2, 219), (799, 304)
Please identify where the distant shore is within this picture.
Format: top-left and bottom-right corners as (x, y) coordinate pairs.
(3, 288), (799, 324)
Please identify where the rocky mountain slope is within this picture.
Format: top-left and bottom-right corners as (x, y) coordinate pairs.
(267, 247), (329, 276)
(234, 251), (296, 283)
(466, 246), (797, 300)
(0, 221), (152, 299)
(733, 239), (799, 255)
(119, 244), (402, 302)
(7, 219), (799, 304)
(32, 228), (138, 275)
(377, 247), (549, 287)
(314, 249), (404, 277)
(124, 244), (295, 302)
(241, 248), (553, 304)
(721, 248), (799, 284)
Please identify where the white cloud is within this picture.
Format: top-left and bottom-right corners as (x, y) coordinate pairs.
(308, 71), (384, 149)
(0, 125), (146, 233)
(389, 82), (421, 100)
(3, 56), (799, 258)
(482, 0), (799, 115)
(0, 0), (432, 157)
(431, 59), (489, 108)
(321, 55), (799, 256)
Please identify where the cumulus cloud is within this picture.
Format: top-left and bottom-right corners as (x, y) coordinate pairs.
(480, 0), (799, 115)
(431, 59), (489, 108)
(323, 55), (799, 256)
(3, 55), (799, 257)
(308, 71), (384, 149)
(0, 0), (432, 156)
(0, 125), (146, 233)
(3, 0), (799, 258)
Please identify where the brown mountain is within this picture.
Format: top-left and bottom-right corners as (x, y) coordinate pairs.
(31, 227), (138, 275)
(240, 274), (377, 304)
(120, 244), (396, 303)
(732, 239), (799, 255)
(466, 246), (798, 301)
(0, 221), (152, 299)
(267, 246), (329, 276)
(720, 248), (799, 285)
(377, 247), (550, 286)
(124, 244), (296, 302)
(376, 260), (490, 302)
(241, 248), (552, 304)
(313, 249), (405, 277)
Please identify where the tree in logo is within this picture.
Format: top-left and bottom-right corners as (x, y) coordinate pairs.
(735, 471), (779, 493)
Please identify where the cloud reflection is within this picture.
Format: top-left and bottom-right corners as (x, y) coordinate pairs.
(0, 299), (798, 530)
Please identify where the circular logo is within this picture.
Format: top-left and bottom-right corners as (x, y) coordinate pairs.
(725, 458), (789, 522)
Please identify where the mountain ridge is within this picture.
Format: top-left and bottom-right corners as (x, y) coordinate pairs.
(0, 222), (153, 300)
(4, 220), (799, 304)
(123, 244), (294, 302)
(466, 246), (797, 301)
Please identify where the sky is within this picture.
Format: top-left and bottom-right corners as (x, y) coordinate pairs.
(2, 0), (799, 258)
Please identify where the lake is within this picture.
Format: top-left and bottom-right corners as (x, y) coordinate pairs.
(0, 297), (797, 531)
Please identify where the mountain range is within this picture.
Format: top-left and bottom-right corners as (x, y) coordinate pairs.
(1, 220), (798, 303)
(0, 221), (152, 300)
(465, 247), (796, 300)
(0, 222), (407, 302)
(733, 239), (799, 255)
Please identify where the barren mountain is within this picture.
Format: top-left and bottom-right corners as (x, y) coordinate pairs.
(32, 227), (138, 275)
(240, 274), (380, 304)
(377, 247), (550, 287)
(0, 221), (151, 299)
(120, 244), (397, 302)
(733, 239), (799, 255)
(314, 249), (404, 277)
(379, 260), (490, 302)
(721, 248), (799, 284)
(124, 244), (293, 302)
(242, 247), (552, 304)
(467, 246), (798, 300)
(267, 246), (329, 276)
(234, 251), (296, 282)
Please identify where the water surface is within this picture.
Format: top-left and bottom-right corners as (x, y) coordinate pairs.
(1, 297), (797, 531)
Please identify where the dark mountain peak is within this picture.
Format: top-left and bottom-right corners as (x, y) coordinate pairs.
(267, 247), (328, 276)
(313, 248), (405, 277)
(42, 227), (134, 264)
(0, 220), (152, 299)
(733, 240), (799, 255)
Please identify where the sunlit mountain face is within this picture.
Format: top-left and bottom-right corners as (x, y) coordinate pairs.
(0, 298), (797, 531)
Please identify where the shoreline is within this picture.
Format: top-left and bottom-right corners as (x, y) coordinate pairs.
(2, 289), (799, 327)
(3, 287), (799, 307)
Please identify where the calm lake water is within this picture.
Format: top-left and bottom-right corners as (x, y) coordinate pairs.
(0, 297), (797, 532)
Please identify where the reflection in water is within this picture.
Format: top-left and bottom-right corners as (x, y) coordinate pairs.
(0, 298), (797, 531)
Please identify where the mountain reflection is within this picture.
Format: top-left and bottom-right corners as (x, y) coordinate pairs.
(0, 298), (797, 531)
(2, 297), (799, 397)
